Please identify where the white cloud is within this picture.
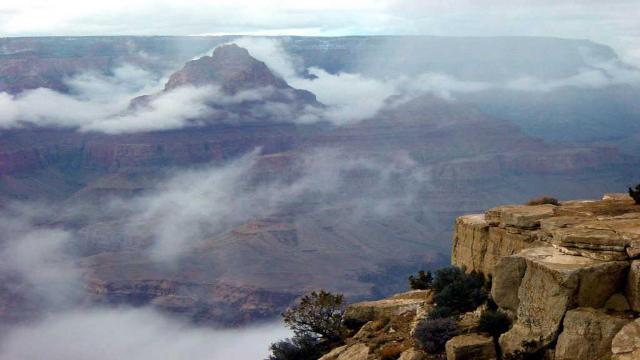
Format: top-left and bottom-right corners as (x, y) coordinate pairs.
(0, 64), (165, 129)
(292, 68), (396, 123)
(116, 147), (427, 260)
(506, 60), (640, 92)
(0, 204), (81, 309)
(1, 39), (639, 132)
(81, 86), (217, 133)
(234, 37), (300, 79)
(0, 308), (290, 360)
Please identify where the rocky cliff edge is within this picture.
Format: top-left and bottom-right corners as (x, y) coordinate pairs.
(326, 193), (640, 360)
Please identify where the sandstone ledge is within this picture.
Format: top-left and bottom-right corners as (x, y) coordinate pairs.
(453, 196), (640, 277)
(453, 194), (640, 359)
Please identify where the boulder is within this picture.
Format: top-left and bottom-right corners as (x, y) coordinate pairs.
(498, 247), (628, 355)
(398, 348), (426, 360)
(555, 308), (630, 360)
(626, 260), (640, 312)
(445, 333), (497, 360)
(611, 318), (640, 360)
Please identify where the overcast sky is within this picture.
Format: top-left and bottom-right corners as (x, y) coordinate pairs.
(1, 0), (639, 65)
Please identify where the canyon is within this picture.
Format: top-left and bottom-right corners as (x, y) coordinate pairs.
(0, 37), (639, 328)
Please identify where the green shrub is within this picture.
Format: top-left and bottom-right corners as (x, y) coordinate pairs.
(413, 317), (458, 354)
(629, 184), (640, 204)
(431, 267), (486, 316)
(426, 306), (455, 320)
(282, 290), (346, 342)
(502, 340), (545, 360)
(266, 335), (325, 360)
(408, 270), (433, 290)
(525, 196), (559, 206)
(478, 310), (511, 338)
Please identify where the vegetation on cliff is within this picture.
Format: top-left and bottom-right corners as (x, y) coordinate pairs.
(525, 196), (559, 206)
(428, 267), (487, 319)
(268, 290), (347, 360)
(629, 184), (640, 204)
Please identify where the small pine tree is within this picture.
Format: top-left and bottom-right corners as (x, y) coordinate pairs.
(408, 270), (433, 290)
(629, 184), (640, 204)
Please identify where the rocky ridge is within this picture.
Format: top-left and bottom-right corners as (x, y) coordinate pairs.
(328, 193), (640, 359)
(130, 43), (319, 113)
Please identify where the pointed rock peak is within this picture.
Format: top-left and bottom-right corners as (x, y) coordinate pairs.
(211, 43), (254, 64)
(163, 43), (288, 93)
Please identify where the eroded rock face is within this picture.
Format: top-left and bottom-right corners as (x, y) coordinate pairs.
(626, 260), (640, 312)
(491, 255), (526, 312)
(451, 196), (640, 358)
(445, 333), (497, 360)
(548, 214), (640, 261)
(498, 247), (628, 355)
(454, 198), (640, 277)
(452, 214), (545, 277)
(555, 308), (630, 360)
(611, 318), (640, 360)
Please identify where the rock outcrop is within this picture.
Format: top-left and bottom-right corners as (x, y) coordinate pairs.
(324, 194), (640, 360)
(453, 193), (640, 359)
(497, 247), (628, 354)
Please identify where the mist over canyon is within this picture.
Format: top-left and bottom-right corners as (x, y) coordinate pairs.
(0, 35), (639, 359)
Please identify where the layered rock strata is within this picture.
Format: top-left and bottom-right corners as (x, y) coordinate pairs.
(453, 194), (640, 359)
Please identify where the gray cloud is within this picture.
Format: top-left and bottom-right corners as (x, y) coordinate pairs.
(1, 1), (638, 67)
